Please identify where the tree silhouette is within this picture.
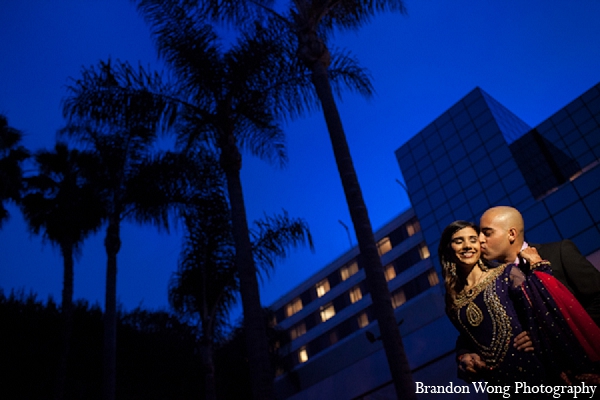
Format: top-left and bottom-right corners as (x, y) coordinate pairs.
(170, 177), (312, 400)
(130, 3), (373, 397)
(174, 1), (415, 397)
(0, 114), (29, 227)
(61, 60), (204, 400)
(20, 143), (104, 400)
(0, 290), (203, 399)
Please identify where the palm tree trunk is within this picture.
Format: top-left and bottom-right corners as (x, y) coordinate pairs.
(55, 243), (75, 400)
(221, 141), (274, 400)
(103, 216), (121, 400)
(309, 58), (417, 400)
(199, 339), (217, 400)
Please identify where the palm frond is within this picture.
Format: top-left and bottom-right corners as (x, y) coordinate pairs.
(135, 1), (224, 98)
(250, 210), (314, 279)
(234, 110), (287, 167)
(123, 148), (224, 230)
(328, 45), (374, 98)
(317, 0), (407, 34)
(19, 142), (105, 255)
(168, 189), (238, 342)
(0, 114), (30, 226)
(62, 59), (172, 138)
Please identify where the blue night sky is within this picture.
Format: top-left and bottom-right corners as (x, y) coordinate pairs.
(1, 0), (599, 319)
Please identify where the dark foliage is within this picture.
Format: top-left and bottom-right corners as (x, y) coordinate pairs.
(0, 290), (205, 400)
(0, 289), (294, 399)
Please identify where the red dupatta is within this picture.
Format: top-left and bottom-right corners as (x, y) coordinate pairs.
(534, 270), (600, 361)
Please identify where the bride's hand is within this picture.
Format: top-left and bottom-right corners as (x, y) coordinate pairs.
(520, 247), (543, 264)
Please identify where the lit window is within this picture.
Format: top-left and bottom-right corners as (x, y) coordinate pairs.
(285, 297), (303, 318)
(419, 244), (430, 259)
(384, 264), (396, 281)
(349, 286), (362, 303)
(320, 303), (336, 322)
(391, 290), (406, 309)
(428, 269), (440, 286)
(290, 322), (306, 341)
(406, 219), (421, 237)
(357, 312), (369, 328)
(377, 237), (392, 256)
(340, 260), (359, 281)
(316, 278), (330, 298)
(298, 346), (308, 363)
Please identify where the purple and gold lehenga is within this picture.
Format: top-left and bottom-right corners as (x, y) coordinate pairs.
(449, 261), (600, 390)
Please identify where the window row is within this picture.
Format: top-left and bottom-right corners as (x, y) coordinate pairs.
(278, 242), (431, 335)
(282, 268), (440, 369)
(286, 281), (367, 343)
(275, 218), (422, 324)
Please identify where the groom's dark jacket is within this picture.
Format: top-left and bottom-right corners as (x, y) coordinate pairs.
(532, 240), (600, 327)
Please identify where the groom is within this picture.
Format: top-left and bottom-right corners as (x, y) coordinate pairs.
(457, 205), (600, 380)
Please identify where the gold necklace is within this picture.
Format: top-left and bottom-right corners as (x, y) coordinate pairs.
(464, 268), (487, 298)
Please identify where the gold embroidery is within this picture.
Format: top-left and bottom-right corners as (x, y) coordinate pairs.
(454, 264), (505, 307)
(466, 301), (483, 326)
(451, 264), (512, 369)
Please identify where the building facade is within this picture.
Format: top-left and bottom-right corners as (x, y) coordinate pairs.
(271, 83), (600, 399)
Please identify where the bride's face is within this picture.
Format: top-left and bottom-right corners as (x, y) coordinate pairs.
(450, 226), (481, 269)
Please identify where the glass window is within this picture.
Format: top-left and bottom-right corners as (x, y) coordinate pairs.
(285, 297), (302, 318)
(391, 290), (406, 309)
(357, 311), (369, 328)
(377, 237), (392, 256)
(298, 346), (308, 363)
(340, 260), (358, 281)
(384, 264), (396, 282)
(349, 286), (362, 304)
(320, 303), (336, 322)
(428, 269), (440, 286)
(316, 278), (330, 298)
(419, 244), (430, 259)
(406, 218), (421, 237)
(290, 322), (306, 341)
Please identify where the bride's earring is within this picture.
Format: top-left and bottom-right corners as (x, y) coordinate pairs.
(478, 258), (488, 272)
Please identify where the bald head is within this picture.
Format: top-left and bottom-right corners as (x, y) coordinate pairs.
(479, 206), (525, 263)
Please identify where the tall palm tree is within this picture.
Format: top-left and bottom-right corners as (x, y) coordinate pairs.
(183, 1), (415, 398)
(289, 5), (415, 398)
(0, 114), (29, 227)
(61, 60), (205, 400)
(129, 4), (371, 398)
(20, 142), (104, 400)
(170, 181), (312, 400)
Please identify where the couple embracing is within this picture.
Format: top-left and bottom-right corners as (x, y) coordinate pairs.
(439, 206), (600, 399)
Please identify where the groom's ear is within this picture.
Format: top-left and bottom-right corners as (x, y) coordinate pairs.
(508, 227), (517, 244)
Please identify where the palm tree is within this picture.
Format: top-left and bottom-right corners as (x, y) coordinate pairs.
(288, 5), (416, 398)
(20, 142), (104, 400)
(170, 178), (312, 400)
(0, 114), (29, 227)
(131, 4), (372, 398)
(181, 1), (415, 398)
(61, 60), (205, 400)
